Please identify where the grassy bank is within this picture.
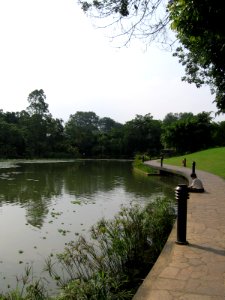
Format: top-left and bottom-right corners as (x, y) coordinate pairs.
(164, 147), (225, 179)
(132, 155), (158, 175)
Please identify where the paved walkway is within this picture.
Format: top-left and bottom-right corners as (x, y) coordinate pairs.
(133, 161), (225, 300)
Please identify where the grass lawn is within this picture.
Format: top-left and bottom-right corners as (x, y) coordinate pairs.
(164, 147), (225, 179)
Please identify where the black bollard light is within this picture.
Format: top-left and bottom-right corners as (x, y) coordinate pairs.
(160, 156), (163, 167)
(192, 161), (196, 175)
(182, 158), (186, 167)
(175, 184), (189, 245)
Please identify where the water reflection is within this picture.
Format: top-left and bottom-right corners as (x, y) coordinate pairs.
(0, 160), (186, 228)
(0, 160), (187, 293)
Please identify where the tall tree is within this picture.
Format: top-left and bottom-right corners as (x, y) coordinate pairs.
(99, 117), (122, 133)
(65, 112), (100, 157)
(162, 112), (213, 153)
(94, 119), (124, 157)
(25, 90), (51, 157)
(68, 111), (99, 130)
(27, 89), (49, 116)
(123, 114), (162, 156)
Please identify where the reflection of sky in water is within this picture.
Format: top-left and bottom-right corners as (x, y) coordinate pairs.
(0, 161), (186, 293)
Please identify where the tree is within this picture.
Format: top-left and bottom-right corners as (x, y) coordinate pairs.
(68, 111), (99, 131)
(94, 119), (124, 157)
(44, 117), (66, 156)
(0, 111), (26, 158)
(80, 0), (170, 45)
(163, 112), (194, 126)
(27, 89), (49, 116)
(123, 114), (162, 156)
(212, 121), (225, 147)
(99, 117), (122, 133)
(64, 112), (100, 157)
(80, 0), (225, 112)
(169, 1), (225, 113)
(25, 90), (54, 157)
(0, 119), (25, 158)
(162, 112), (213, 153)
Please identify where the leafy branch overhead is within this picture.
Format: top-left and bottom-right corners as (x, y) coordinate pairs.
(169, 1), (225, 113)
(80, 0), (170, 45)
(80, 0), (225, 113)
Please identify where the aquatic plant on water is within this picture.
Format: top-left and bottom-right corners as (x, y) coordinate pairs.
(46, 197), (175, 299)
(0, 197), (175, 300)
(0, 266), (47, 300)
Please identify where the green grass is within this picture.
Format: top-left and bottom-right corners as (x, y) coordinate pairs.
(164, 147), (225, 179)
(133, 155), (158, 175)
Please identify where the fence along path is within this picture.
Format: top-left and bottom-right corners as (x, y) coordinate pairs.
(133, 160), (225, 300)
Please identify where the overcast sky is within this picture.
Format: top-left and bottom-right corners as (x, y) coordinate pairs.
(0, 0), (224, 124)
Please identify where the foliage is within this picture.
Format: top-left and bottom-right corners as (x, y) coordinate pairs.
(211, 121), (225, 147)
(0, 266), (47, 300)
(161, 112), (214, 153)
(165, 147), (225, 179)
(27, 90), (49, 116)
(169, 0), (225, 112)
(123, 114), (162, 157)
(133, 154), (158, 174)
(64, 111), (99, 157)
(98, 117), (123, 133)
(54, 273), (132, 300)
(79, 0), (170, 46)
(1, 90), (225, 159)
(64, 111), (126, 158)
(162, 112), (194, 127)
(66, 111), (99, 131)
(0, 197), (176, 299)
(45, 198), (175, 299)
(0, 120), (25, 158)
(79, 0), (225, 111)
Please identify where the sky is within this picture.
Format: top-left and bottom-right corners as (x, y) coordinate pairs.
(0, 0), (224, 124)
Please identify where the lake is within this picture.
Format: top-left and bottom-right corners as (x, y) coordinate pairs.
(0, 159), (186, 293)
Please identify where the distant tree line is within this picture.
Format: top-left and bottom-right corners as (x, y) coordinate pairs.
(0, 89), (225, 159)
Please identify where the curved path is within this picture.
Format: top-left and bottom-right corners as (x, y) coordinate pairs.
(133, 161), (225, 300)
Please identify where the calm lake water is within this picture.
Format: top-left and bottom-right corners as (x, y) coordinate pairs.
(0, 160), (186, 293)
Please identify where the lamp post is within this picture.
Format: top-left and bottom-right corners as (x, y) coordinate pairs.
(192, 161), (196, 176)
(175, 184), (189, 245)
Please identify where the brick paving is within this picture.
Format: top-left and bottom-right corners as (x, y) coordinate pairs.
(133, 161), (225, 300)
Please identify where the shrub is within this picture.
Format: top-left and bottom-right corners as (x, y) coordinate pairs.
(1, 198), (175, 300)
(46, 197), (175, 299)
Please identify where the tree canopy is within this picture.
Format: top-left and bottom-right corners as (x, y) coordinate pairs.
(80, 0), (225, 112)
(169, 0), (225, 113)
(1, 89), (225, 159)
(161, 111), (214, 153)
(27, 89), (49, 116)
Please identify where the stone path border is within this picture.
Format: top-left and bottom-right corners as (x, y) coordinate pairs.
(133, 160), (225, 300)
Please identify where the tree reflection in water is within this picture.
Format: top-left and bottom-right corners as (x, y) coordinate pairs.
(0, 160), (186, 293)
